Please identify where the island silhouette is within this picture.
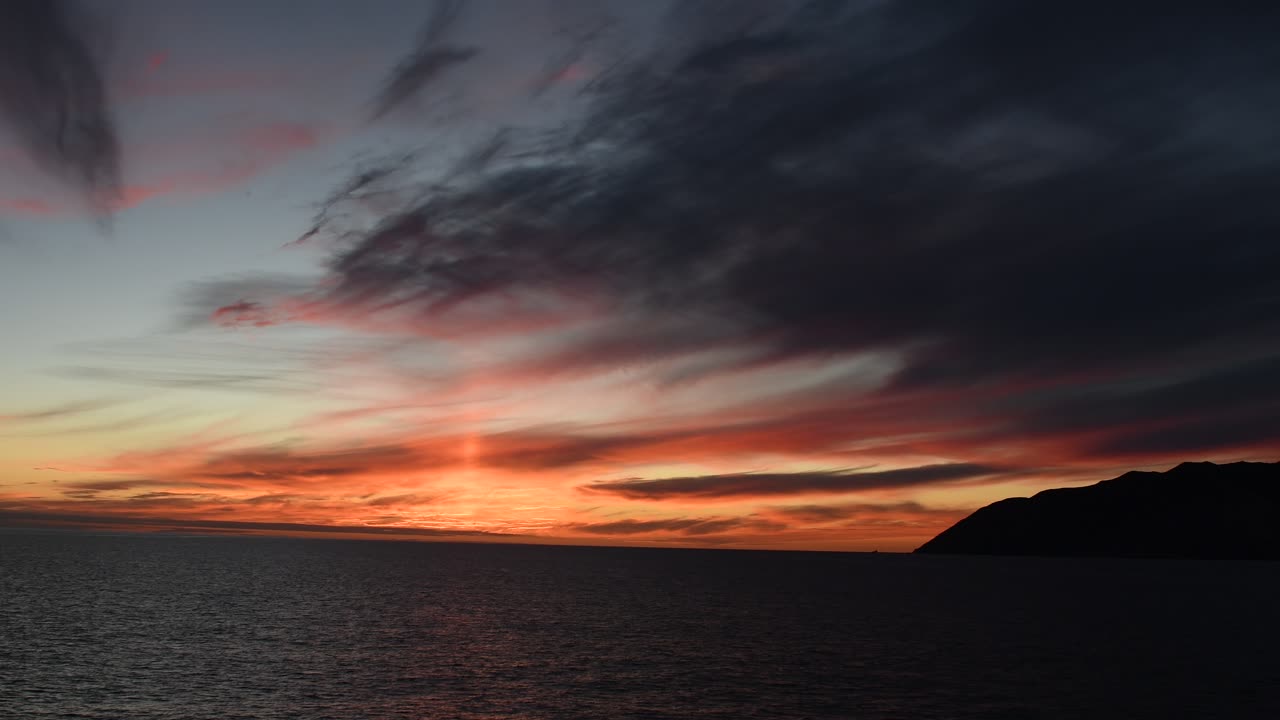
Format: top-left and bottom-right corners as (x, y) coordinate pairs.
(915, 461), (1279, 559)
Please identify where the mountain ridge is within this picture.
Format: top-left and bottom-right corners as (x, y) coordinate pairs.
(914, 461), (1280, 559)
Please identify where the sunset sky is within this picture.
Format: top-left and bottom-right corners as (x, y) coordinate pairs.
(1, 0), (1277, 551)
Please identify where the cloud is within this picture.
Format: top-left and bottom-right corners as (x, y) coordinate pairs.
(22, 1), (1274, 549)
(119, 123), (321, 205)
(194, 1), (1279, 456)
(63, 479), (155, 492)
(583, 464), (1003, 500)
(371, 0), (477, 119)
(364, 492), (440, 507)
(0, 122), (322, 216)
(56, 366), (321, 394)
(0, 398), (119, 423)
(568, 516), (785, 537)
(45, 440), (399, 490)
(144, 50), (169, 74)
(0, 509), (499, 539)
(211, 300), (276, 328)
(765, 501), (964, 525)
(0, 0), (119, 208)
(0, 196), (58, 216)
(90, 430), (636, 488)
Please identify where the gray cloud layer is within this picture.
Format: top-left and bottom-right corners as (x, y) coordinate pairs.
(194, 1), (1280, 464)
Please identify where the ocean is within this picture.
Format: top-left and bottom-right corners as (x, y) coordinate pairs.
(1, 533), (1277, 719)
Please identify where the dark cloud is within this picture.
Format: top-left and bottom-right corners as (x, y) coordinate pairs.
(60, 489), (101, 500)
(0, 0), (119, 207)
(767, 501), (963, 525)
(65, 479), (153, 492)
(240, 493), (301, 505)
(371, 0), (477, 119)
(51, 484), (230, 507)
(569, 515), (784, 536)
(197, 1), (1280, 464)
(325, 3), (1279, 354)
(365, 492), (439, 507)
(474, 431), (650, 470)
(584, 464), (1002, 500)
(1090, 409), (1280, 460)
(934, 355), (1280, 462)
(196, 444), (431, 484)
(124, 491), (211, 503)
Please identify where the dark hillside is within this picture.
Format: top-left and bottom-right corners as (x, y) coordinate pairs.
(915, 462), (1280, 559)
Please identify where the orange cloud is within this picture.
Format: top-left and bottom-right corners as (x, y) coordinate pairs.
(1, 397), (1037, 552)
(17, 301), (1278, 552)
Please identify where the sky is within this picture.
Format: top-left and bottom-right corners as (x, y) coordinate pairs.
(0, 0), (1277, 552)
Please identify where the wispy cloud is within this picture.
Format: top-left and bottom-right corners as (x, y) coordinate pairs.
(0, 398), (120, 423)
(0, 509), (500, 539)
(0, 122), (323, 216)
(0, 1), (119, 208)
(583, 465), (1004, 501)
(371, 0), (477, 119)
(568, 516), (785, 537)
(764, 501), (966, 526)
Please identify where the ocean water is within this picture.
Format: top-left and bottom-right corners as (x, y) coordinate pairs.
(1, 534), (1277, 719)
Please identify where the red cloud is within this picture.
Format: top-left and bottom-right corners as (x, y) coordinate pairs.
(146, 51), (169, 74)
(211, 301), (278, 328)
(0, 197), (57, 215)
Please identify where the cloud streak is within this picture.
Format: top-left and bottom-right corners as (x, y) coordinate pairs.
(0, 1), (119, 208)
(584, 464), (1003, 500)
(0, 122), (322, 216)
(0, 509), (499, 539)
(568, 516), (784, 537)
(371, 0), (477, 119)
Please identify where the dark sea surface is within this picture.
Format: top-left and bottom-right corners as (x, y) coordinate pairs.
(2, 533), (1278, 719)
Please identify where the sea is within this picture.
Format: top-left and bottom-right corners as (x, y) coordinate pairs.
(1, 533), (1277, 719)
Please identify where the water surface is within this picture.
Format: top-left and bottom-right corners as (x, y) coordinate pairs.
(2, 533), (1277, 718)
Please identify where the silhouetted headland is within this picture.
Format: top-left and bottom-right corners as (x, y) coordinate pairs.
(915, 461), (1280, 559)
